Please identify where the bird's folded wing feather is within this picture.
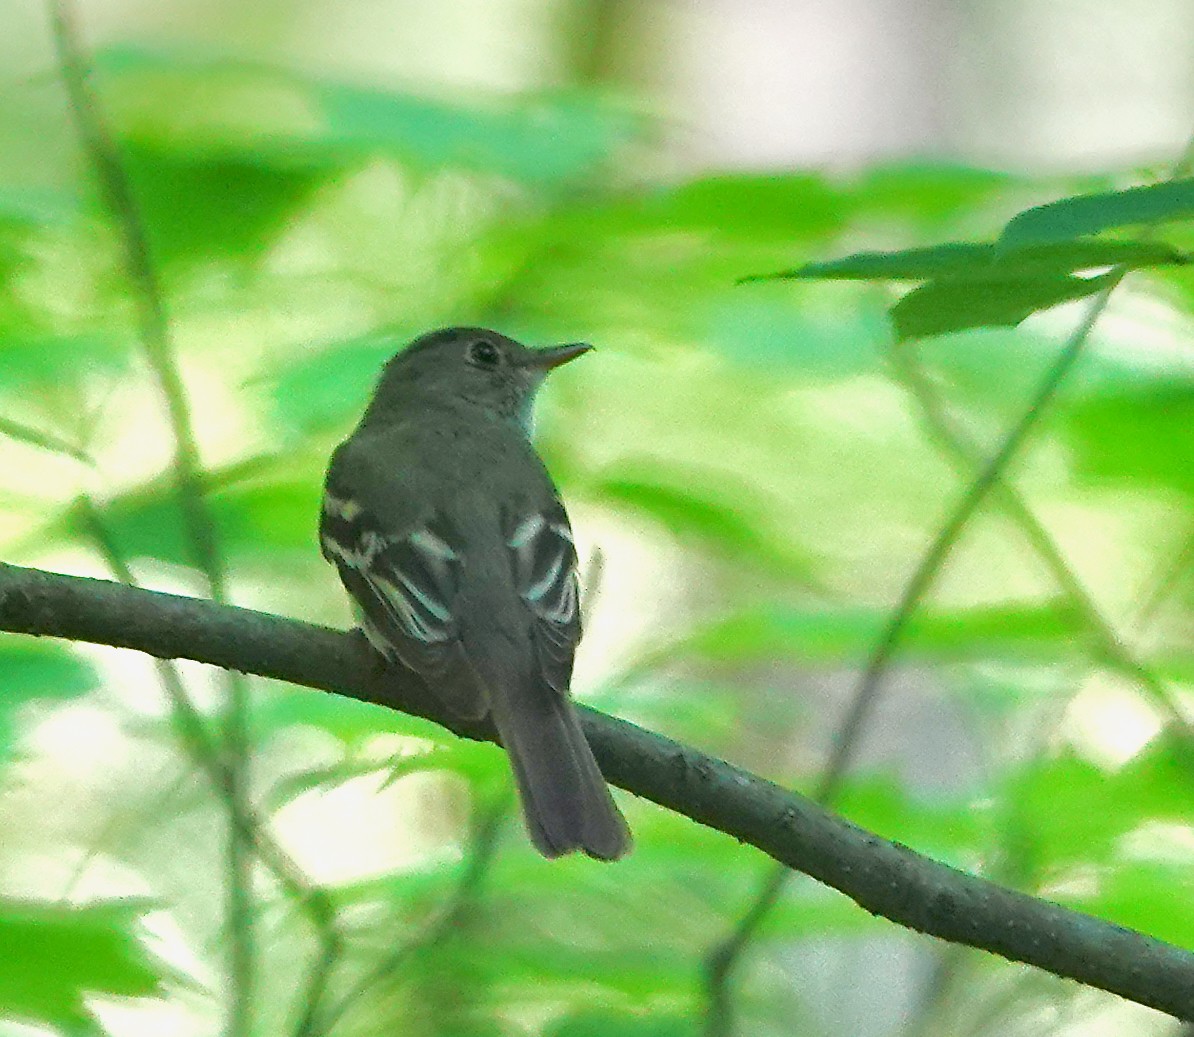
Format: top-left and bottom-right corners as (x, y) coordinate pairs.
(503, 501), (582, 695)
(320, 489), (486, 719)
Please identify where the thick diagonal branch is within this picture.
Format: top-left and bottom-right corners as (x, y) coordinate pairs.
(1, 561), (1192, 1022)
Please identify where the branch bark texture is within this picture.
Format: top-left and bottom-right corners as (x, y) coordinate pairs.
(0, 562), (1190, 1021)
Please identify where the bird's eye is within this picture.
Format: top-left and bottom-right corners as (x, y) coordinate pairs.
(467, 339), (501, 368)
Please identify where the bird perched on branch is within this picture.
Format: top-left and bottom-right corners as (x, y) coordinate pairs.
(320, 327), (631, 860)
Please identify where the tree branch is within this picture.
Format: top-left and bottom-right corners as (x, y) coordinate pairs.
(0, 561), (1191, 1020)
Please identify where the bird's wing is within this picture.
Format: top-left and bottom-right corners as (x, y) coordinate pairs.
(503, 500), (582, 696)
(321, 476), (485, 720)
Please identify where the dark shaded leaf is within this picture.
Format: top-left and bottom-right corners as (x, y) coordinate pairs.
(117, 143), (328, 266)
(890, 273), (1116, 340)
(749, 239), (1186, 283)
(1000, 178), (1194, 248)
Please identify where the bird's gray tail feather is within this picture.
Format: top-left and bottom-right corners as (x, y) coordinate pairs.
(487, 676), (630, 861)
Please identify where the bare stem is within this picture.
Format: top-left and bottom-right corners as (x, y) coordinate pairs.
(48, 5), (252, 1029)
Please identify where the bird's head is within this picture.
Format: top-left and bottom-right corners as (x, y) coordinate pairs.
(363, 326), (591, 433)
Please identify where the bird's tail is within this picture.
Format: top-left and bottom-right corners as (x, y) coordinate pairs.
(486, 674), (630, 861)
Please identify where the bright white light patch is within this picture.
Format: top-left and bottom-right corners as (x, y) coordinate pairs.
(1065, 674), (1164, 768)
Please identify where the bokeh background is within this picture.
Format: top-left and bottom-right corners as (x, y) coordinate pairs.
(1, 1), (1193, 1036)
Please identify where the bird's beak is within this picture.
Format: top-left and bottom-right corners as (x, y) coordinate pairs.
(522, 342), (592, 370)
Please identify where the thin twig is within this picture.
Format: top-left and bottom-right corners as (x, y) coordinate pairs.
(1137, 526), (1194, 628)
(0, 414), (94, 466)
(702, 279), (1121, 1036)
(897, 463), (1194, 1035)
(888, 342), (1191, 735)
(48, 4), (252, 1028)
(75, 497), (344, 1030)
(822, 282), (1117, 801)
(297, 799), (509, 1036)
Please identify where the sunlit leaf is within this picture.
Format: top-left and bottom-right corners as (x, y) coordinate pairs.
(1080, 861), (1194, 950)
(0, 638), (97, 759)
(549, 1011), (695, 1037)
(97, 44), (636, 189)
(252, 682), (452, 747)
(834, 776), (988, 866)
(1007, 736), (1194, 876)
(616, 174), (844, 241)
(262, 331), (399, 438)
(1059, 381), (1194, 497)
(0, 898), (162, 1032)
(665, 600), (1086, 667)
(591, 470), (817, 583)
(849, 162), (1018, 225)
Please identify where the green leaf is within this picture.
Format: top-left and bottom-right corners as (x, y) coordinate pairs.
(0, 187), (84, 229)
(117, 142), (327, 266)
(890, 273), (1116, 341)
(1059, 381), (1194, 497)
(253, 685), (432, 745)
(700, 293), (885, 378)
(549, 1011), (695, 1037)
(0, 638), (97, 759)
(261, 331), (399, 438)
(0, 898), (161, 1032)
(97, 44), (635, 189)
(317, 82), (634, 188)
(850, 162), (1017, 225)
(1081, 860), (1194, 950)
(1007, 736), (1194, 876)
(56, 455), (323, 566)
(624, 174), (844, 241)
(1000, 178), (1194, 248)
(749, 239), (1186, 283)
(0, 332), (130, 394)
(834, 776), (986, 866)
(259, 739), (491, 812)
(666, 600), (1085, 667)
(591, 470), (817, 583)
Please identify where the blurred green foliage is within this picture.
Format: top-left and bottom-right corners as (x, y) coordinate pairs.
(0, 24), (1191, 1037)
(0, 898), (161, 1034)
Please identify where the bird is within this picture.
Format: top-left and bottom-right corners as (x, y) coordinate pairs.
(319, 326), (631, 860)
